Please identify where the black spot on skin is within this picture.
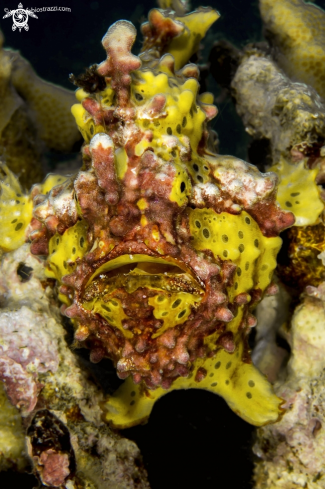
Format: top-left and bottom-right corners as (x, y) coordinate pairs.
(195, 220), (201, 229)
(131, 391), (136, 397)
(167, 127), (172, 135)
(248, 380), (255, 388)
(203, 228), (210, 239)
(17, 263), (33, 282)
(226, 362), (232, 369)
(176, 124), (181, 134)
(193, 164), (199, 172)
(11, 219), (17, 224)
(130, 400), (135, 406)
(15, 223), (23, 231)
(72, 247), (76, 254)
(245, 217), (251, 224)
(238, 231), (244, 239)
(172, 299), (182, 308)
(178, 309), (186, 318)
(222, 235), (228, 243)
(239, 244), (245, 253)
(90, 125), (94, 135)
(246, 392), (252, 399)
(180, 182), (186, 192)
(182, 116), (187, 127)
(197, 175), (203, 183)
(285, 201), (293, 207)
(211, 382), (218, 387)
(254, 239), (259, 247)
(214, 361), (221, 369)
(80, 236), (85, 247)
(135, 92), (143, 101)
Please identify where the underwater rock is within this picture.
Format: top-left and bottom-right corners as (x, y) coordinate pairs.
(0, 381), (26, 472)
(231, 53), (325, 164)
(0, 244), (149, 488)
(254, 295), (325, 488)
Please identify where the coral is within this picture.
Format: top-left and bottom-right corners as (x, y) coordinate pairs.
(0, 244), (149, 488)
(260, 0), (325, 99)
(253, 295), (325, 489)
(231, 53), (325, 164)
(277, 224), (325, 294)
(0, 381), (26, 472)
(3, 8), (294, 430)
(0, 28), (81, 188)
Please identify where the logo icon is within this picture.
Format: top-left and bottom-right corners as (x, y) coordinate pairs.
(3, 3), (38, 32)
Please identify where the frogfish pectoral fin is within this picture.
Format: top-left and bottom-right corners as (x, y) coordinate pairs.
(104, 378), (167, 429)
(184, 347), (284, 427)
(104, 342), (284, 429)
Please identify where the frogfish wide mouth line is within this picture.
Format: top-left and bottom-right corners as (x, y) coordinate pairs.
(82, 253), (205, 300)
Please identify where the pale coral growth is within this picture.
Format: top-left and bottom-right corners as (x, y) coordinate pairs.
(260, 0), (325, 99)
(0, 244), (149, 488)
(254, 297), (325, 488)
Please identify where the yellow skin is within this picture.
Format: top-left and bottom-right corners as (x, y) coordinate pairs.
(270, 157), (324, 227)
(260, 0), (325, 99)
(0, 8), (293, 429)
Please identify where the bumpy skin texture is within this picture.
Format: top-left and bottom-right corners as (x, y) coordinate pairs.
(1, 10), (294, 428)
(259, 0), (325, 100)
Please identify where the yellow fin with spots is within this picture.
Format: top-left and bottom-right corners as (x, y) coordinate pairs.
(0, 164), (33, 251)
(104, 340), (283, 428)
(187, 343), (283, 426)
(270, 157), (324, 226)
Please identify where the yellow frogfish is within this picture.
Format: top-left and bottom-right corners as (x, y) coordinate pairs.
(0, 7), (295, 428)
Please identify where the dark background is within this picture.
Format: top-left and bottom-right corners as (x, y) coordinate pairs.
(1, 0), (325, 488)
